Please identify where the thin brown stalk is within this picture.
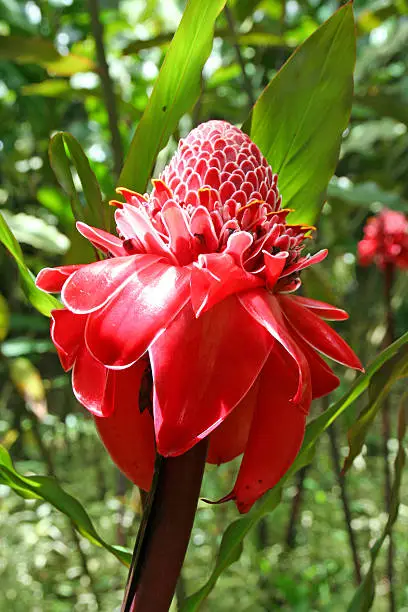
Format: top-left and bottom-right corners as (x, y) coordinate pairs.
(224, 4), (255, 109)
(383, 262), (396, 611)
(88, 0), (124, 179)
(285, 465), (308, 548)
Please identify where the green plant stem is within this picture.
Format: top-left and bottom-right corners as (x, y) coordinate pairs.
(122, 440), (208, 612)
(88, 0), (124, 179)
(224, 4), (255, 109)
(383, 262), (396, 611)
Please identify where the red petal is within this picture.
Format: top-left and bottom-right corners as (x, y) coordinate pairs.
(239, 290), (310, 406)
(231, 346), (309, 513)
(263, 250), (288, 289)
(36, 265), (84, 293)
(280, 249), (328, 278)
(51, 309), (86, 371)
(191, 253), (263, 316)
(72, 345), (110, 417)
(76, 222), (126, 257)
(287, 324), (340, 398)
(161, 200), (196, 265)
(207, 381), (257, 465)
(150, 297), (273, 457)
(62, 254), (162, 314)
(94, 361), (155, 491)
(289, 295), (349, 321)
(85, 263), (191, 367)
(279, 295), (364, 371)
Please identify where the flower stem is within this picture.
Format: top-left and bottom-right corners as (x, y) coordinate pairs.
(121, 440), (208, 612)
(383, 262), (396, 611)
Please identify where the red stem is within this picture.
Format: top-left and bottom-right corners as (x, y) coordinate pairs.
(122, 440), (208, 612)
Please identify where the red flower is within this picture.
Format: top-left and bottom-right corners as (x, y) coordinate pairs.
(37, 121), (362, 513)
(358, 208), (408, 270)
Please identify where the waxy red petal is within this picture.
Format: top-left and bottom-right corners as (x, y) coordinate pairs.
(287, 324), (340, 398)
(263, 250), (288, 289)
(207, 381), (258, 465)
(62, 254), (162, 314)
(150, 297), (273, 457)
(289, 295), (349, 321)
(86, 263), (191, 367)
(72, 345), (110, 417)
(191, 252), (263, 317)
(239, 290), (310, 406)
(76, 222), (126, 257)
(94, 361), (155, 491)
(279, 295), (364, 371)
(36, 265), (84, 293)
(280, 249), (328, 277)
(50, 309), (86, 371)
(231, 345), (309, 513)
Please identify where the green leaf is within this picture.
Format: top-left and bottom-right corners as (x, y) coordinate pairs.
(1, 210), (70, 255)
(0, 35), (95, 75)
(49, 132), (105, 230)
(0, 293), (10, 343)
(0, 212), (61, 317)
(343, 344), (408, 473)
(347, 398), (407, 612)
(119, 0), (227, 193)
(327, 178), (407, 212)
(182, 331), (408, 610)
(0, 445), (132, 567)
(242, 3), (356, 224)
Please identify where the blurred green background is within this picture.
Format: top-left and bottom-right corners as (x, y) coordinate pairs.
(0, 0), (407, 610)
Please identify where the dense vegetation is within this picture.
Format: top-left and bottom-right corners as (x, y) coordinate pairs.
(0, 0), (407, 610)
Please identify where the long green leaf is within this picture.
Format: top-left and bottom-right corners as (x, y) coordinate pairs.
(242, 3), (355, 224)
(343, 345), (408, 473)
(0, 213), (61, 317)
(49, 132), (105, 230)
(182, 331), (408, 611)
(0, 445), (132, 566)
(347, 398), (407, 612)
(0, 35), (95, 75)
(119, 0), (227, 192)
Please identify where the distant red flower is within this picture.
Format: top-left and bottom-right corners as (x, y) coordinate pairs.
(37, 121), (362, 513)
(358, 208), (408, 270)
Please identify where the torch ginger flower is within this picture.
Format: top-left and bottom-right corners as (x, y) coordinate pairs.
(358, 208), (408, 270)
(36, 121), (362, 513)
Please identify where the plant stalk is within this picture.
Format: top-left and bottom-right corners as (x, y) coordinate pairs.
(88, 0), (124, 179)
(383, 262), (396, 611)
(122, 439), (208, 612)
(224, 5), (255, 109)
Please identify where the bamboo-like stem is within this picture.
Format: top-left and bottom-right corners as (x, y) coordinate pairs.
(224, 5), (255, 109)
(122, 440), (208, 612)
(88, 0), (124, 179)
(327, 420), (362, 584)
(383, 262), (396, 611)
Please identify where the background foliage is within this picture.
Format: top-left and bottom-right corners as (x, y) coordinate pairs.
(0, 0), (407, 610)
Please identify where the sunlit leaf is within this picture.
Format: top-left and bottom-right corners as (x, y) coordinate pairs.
(0, 445), (132, 566)
(242, 3), (356, 224)
(1, 210), (70, 255)
(347, 397), (407, 612)
(9, 358), (48, 421)
(0, 212), (61, 317)
(0, 35), (95, 75)
(49, 132), (105, 230)
(182, 331), (408, 610)
(119, 0), (227, 192)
